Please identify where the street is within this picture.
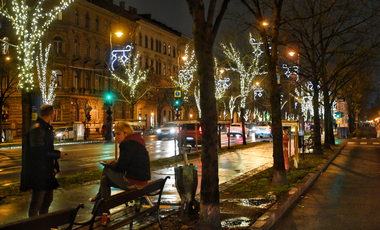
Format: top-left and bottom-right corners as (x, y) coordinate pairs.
(275, 126), (380, 229)
(0, 133), (269, 186)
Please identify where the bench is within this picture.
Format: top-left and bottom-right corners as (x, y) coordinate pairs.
(74, 176), (170, 230)
(0, 203), (84, 230)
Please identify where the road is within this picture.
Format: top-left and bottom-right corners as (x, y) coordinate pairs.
(275, 126), (380, 229)
(0, 133), (270, 186)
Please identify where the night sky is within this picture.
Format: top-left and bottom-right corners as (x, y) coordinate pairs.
(114, 0), (245, 38)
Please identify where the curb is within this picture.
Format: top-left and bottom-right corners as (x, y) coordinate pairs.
(249, 142), (347, 230)
(0, 140), (106, 150)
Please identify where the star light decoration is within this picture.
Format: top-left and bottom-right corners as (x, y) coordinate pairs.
(36, 42), (56, 105)
(222, 33), (267, 110)
(0, 0), (74, 91)
(110, 50), (149, 103)
(110, 45), (133, 71)
(282, 63), (299, 82)
(171, 45), (197, 102)
(293, 82), (324, 120)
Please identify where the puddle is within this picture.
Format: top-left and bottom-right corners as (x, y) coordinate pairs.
(221, 216), (251, 228)
(221, 195), (276, 209)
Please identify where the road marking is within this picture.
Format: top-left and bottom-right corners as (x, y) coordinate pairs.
(348, 142), (355, 145)
(360, 142), (367, 145)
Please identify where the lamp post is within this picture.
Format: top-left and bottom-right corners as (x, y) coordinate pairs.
(287, 50), (300, 119)
(105, 27), (123, 141)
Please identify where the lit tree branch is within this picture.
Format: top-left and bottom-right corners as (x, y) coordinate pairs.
(36, 42), (56, 105)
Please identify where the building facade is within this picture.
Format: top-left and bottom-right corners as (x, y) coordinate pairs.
(0, 0), (192, 136)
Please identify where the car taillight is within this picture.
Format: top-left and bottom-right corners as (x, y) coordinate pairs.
(177, 127), (182, 133)
(199, 126), (202, 134)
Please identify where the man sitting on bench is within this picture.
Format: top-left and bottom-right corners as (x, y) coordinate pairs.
(89, 122), (151, 209)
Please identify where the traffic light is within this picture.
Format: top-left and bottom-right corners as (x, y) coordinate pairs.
(336, 112), (343, 118)
(174, 97), (182, 111)
(2, 113), (8, 120)
(104, 93), (113, 106)
(85, 114), (91, 121)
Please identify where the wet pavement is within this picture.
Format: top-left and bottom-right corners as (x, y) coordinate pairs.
(0, 142), (274, 226)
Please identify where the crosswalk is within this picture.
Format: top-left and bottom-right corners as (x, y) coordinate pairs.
(348, 137), (380, 145)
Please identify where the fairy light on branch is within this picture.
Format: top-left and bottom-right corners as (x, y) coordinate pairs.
(36, 42), (56, 105)
(214, 58), (231, 101)
(222, 33), (267, 110)
(171, 44), (197, 102)
(194, 81), (201, 118)
(0, 0), (74, 91)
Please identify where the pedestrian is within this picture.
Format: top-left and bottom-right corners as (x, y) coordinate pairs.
(20, 104), (66, 217)
(376, 123), (380, 138)
(89, 121), (151, 205)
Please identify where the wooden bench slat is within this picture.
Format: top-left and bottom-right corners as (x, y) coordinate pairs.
(0, 204), (84, 230)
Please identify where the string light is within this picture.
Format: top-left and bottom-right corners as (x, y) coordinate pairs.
(194, 82), (201, 118)
(36, 42), (56, 105)
(0, 0), (74, 91)
(171, 44), (197, 102)
(214, 58), (231, 101)
(222, 33), (267, 110)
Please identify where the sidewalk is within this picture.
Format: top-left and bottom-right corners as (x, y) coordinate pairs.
(0, 142), (274, 226)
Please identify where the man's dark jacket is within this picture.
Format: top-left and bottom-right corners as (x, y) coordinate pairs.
(20, 117), (61, 191)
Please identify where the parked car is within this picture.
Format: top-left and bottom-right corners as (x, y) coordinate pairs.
(178, 122), (202, 148)
(227, 123), (250, 137)
(54, 126), (74, 141)
(252, 121), (272, 138)
(157, 123), (177, 140)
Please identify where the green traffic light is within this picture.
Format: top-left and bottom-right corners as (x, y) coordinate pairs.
(107, 95), (111, 100)
(175, 100), (179, 105)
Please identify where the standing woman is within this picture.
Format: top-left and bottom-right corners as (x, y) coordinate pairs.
(89, 121), (151, 203)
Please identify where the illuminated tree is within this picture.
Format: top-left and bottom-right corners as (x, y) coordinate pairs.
(111, 53), (150, 119)
(222, 34), (267, 110)
(171, 44), (197, 102)
(36, 42), (56, 105)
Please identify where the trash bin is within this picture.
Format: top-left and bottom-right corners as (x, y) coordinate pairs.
(5, 129), (13, 142)
(175, 164), (199, 215)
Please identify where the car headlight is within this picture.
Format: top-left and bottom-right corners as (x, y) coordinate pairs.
(157, 129), (161, 133)
(56, 133), (62, 137)
(170, 128), (175, 133)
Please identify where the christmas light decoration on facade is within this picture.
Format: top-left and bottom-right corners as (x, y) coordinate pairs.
(171, 45), (197, 102)
(36, 42), (56, 105)
(110, 45), (133, 71)
(0, 0), (74, 91)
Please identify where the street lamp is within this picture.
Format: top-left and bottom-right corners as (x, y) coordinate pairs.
(105, 26), (124, 141)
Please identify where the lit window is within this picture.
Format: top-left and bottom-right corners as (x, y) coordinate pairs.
(53, 104), (62, 122)
(73, 70), (79, 89)
(168, 45), (171, 56)
(56, 69), (63, 88)
(54, 7), (63, 21)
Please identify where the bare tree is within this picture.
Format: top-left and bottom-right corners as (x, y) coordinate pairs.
(185, 0), (231, 229)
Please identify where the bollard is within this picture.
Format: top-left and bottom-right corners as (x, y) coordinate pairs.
(283, 134), (289, 171)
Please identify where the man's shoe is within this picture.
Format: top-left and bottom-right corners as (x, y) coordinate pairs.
(89, 194), (101, 204)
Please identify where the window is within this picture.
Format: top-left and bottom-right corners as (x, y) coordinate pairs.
(85, 40), (90, 58)
(75, 8), (79, 25)
(74, 38), (79, 56)
(145, 58), (148, 69)
(95, 17), (99, 32)
(159, 41), (161, 53)
(139, 33), (142, 46)
(173, 46), (176, 58)
(163, 64), (166, 75)
(151, 38), (153, 50)
(139, 56), (142, 69)
(168, 45), (171, 56)
(163, 43), (166, 54)
(173, 66), (176, 73)
(145, 35), (148, 48)
(2, 37), (9, 55)
(73, 70), (79, 89)
(105, 21), (108, 33)
(53, 36), (63, 53)
(72, 102), (79, 121)
(85, 72), (90, 89)
(95, 43), (100, 60)
(95, 75), (99, 90)
(85, 12), (90, 28)
(151, 60), (154, 71)
(53, 104), (62, 122)
(156, 39), (158, 52)
(55, 69), (63, 88)
(54, 7), (63, 21)
(159, 63), (161, 74)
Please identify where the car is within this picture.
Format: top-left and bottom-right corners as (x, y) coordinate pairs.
(252, 121), (272, 138)
(227, 123), (250, 137)
(54, 126), (74, 141)
(178, 123), (202, 148)
(157, 123), (177, 140)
